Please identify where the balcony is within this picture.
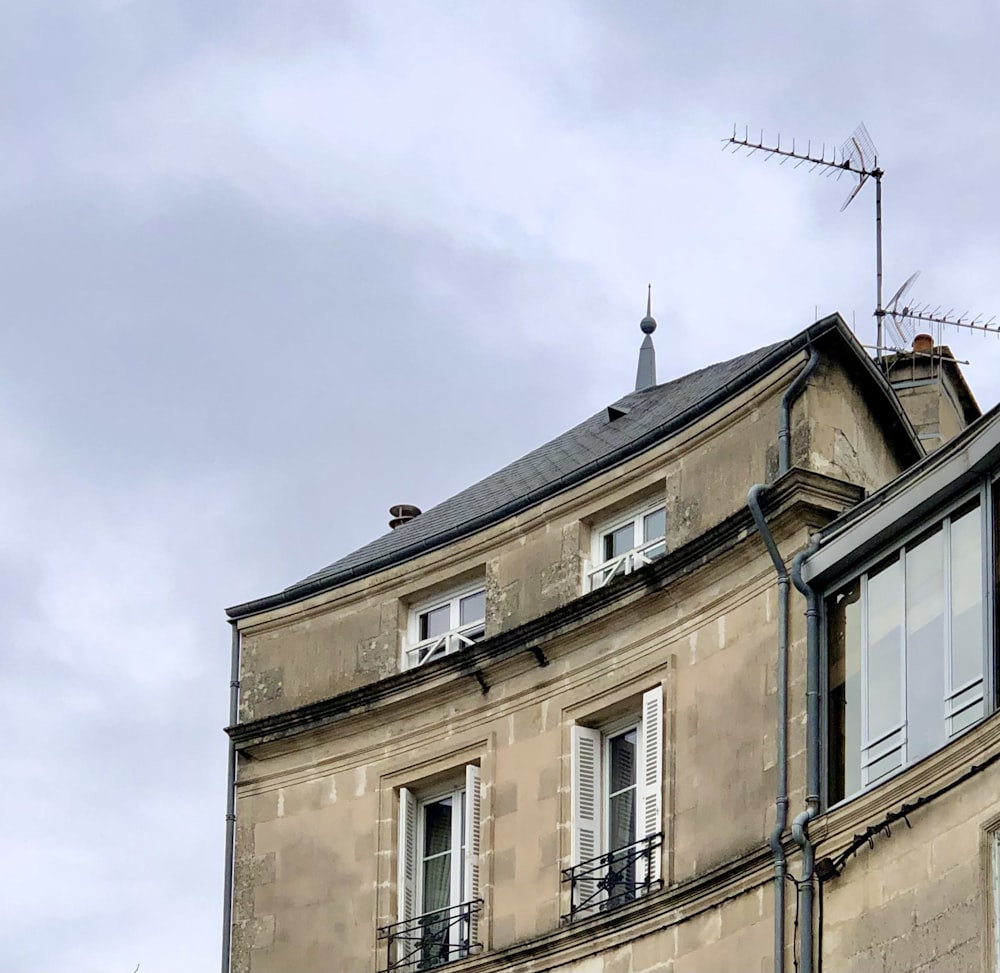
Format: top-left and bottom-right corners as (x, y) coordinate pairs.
(560, 833), (663, 922)
(378, 899), (483, 972)
(587, 537), (666, 591)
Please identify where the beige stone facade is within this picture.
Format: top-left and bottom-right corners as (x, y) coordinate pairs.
(224, 317), (1000, 973)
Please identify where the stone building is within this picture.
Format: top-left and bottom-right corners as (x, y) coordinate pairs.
(221, 308), (1000, 973)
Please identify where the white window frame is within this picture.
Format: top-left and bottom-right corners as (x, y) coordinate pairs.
(824, 483), (994, 805)
(586, 502), (667, 591)
(569, 686), (663, 915)
(603, 718), (640, 857)
(415, 785), (466, 917)
(404, 583), (486, 670)
(396, 766), (482, 969)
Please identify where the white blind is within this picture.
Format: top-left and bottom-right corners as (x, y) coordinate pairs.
(637, 685), (664, 884)
(571, 724), (602, 908)
(464, 764), (482, 948)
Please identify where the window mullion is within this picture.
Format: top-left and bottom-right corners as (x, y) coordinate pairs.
(982, 476), (996, 716)
(944, 515), (954, 735)
(860, 572), (870, 788)
(899, 547), (908, 768)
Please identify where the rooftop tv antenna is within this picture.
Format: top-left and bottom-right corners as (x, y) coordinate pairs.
(726, 123), (888, 355)
(885, 268), (998, 346)
(725, 123), (999, 357)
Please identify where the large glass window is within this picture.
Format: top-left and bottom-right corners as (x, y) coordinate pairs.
(827, 497), (988, 803)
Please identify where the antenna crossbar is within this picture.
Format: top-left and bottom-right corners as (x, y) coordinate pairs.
(724, 122), (998, 360)
(725, 122), (887, 357)
(891, 307), (999, 336)
(724, 126), (879, 178)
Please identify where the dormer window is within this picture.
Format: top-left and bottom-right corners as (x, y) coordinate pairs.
(405, 584), (486, 670)
(588, 503), (667, 591)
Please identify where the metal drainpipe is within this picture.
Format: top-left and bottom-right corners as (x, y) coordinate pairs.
(746, 345), (820, 973)
(747, 484), (790, 973)
(779, 344), (819, 475)
(221, 620), (241, 973)
(791, 544), (821, 973)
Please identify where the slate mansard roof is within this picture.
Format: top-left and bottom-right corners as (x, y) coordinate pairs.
(226, 314), (922, 619)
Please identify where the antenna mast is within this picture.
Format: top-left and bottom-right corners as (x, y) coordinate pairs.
(724, 124), (885, 354)
(725, 123), (999, 360)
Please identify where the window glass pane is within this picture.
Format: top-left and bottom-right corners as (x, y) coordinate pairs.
(422, 799), (452, 914)
(608, 729), (637, 852)
(608, 790), (636, 854)
(828, 579), (861, 804)
(643, 508), (666, 544)
(423, 799), (453, 857)
(608, 729), (637, 792)
(950, 503), (983, 695)
(866, 557), (903, 769)
(604, 523), (636, 561)
(906, 527), (946, 762)
(459, 590), (485, 627)
(420, 604), (451, 640)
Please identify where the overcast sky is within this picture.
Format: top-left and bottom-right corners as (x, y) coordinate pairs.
(3, 2), (999, 970)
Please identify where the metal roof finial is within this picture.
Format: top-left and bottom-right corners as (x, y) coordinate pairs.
(640, 283), (657, 334)
(635, 284), (657, 390)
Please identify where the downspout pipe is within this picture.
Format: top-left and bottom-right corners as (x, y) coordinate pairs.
(747, 343), (821, 973)
(779, 344), (820, 475)
(747, 484), (790, 973)
(221, 620), (240, 973)
(791, 543), (821, 973)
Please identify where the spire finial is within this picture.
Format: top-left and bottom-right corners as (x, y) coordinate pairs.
(640, 284), (657, 335)
(635, 285), (658, 390)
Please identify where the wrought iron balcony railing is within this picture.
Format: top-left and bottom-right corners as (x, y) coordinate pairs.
(560, 833), (663, 922)
(378, 899), (483, 973)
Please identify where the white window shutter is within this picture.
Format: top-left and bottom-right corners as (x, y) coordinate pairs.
(398, 787), (417, 928)
(464, 765), (482, 951)
(637, 685), (664, 886)
(571, 724), (603, 910)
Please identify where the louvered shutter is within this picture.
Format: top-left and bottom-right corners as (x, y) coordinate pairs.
(464, 765), (482, 952)
(571, 724), (603, 911)
(636, 685), (664, 886)
(398, 787), (417, 933)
